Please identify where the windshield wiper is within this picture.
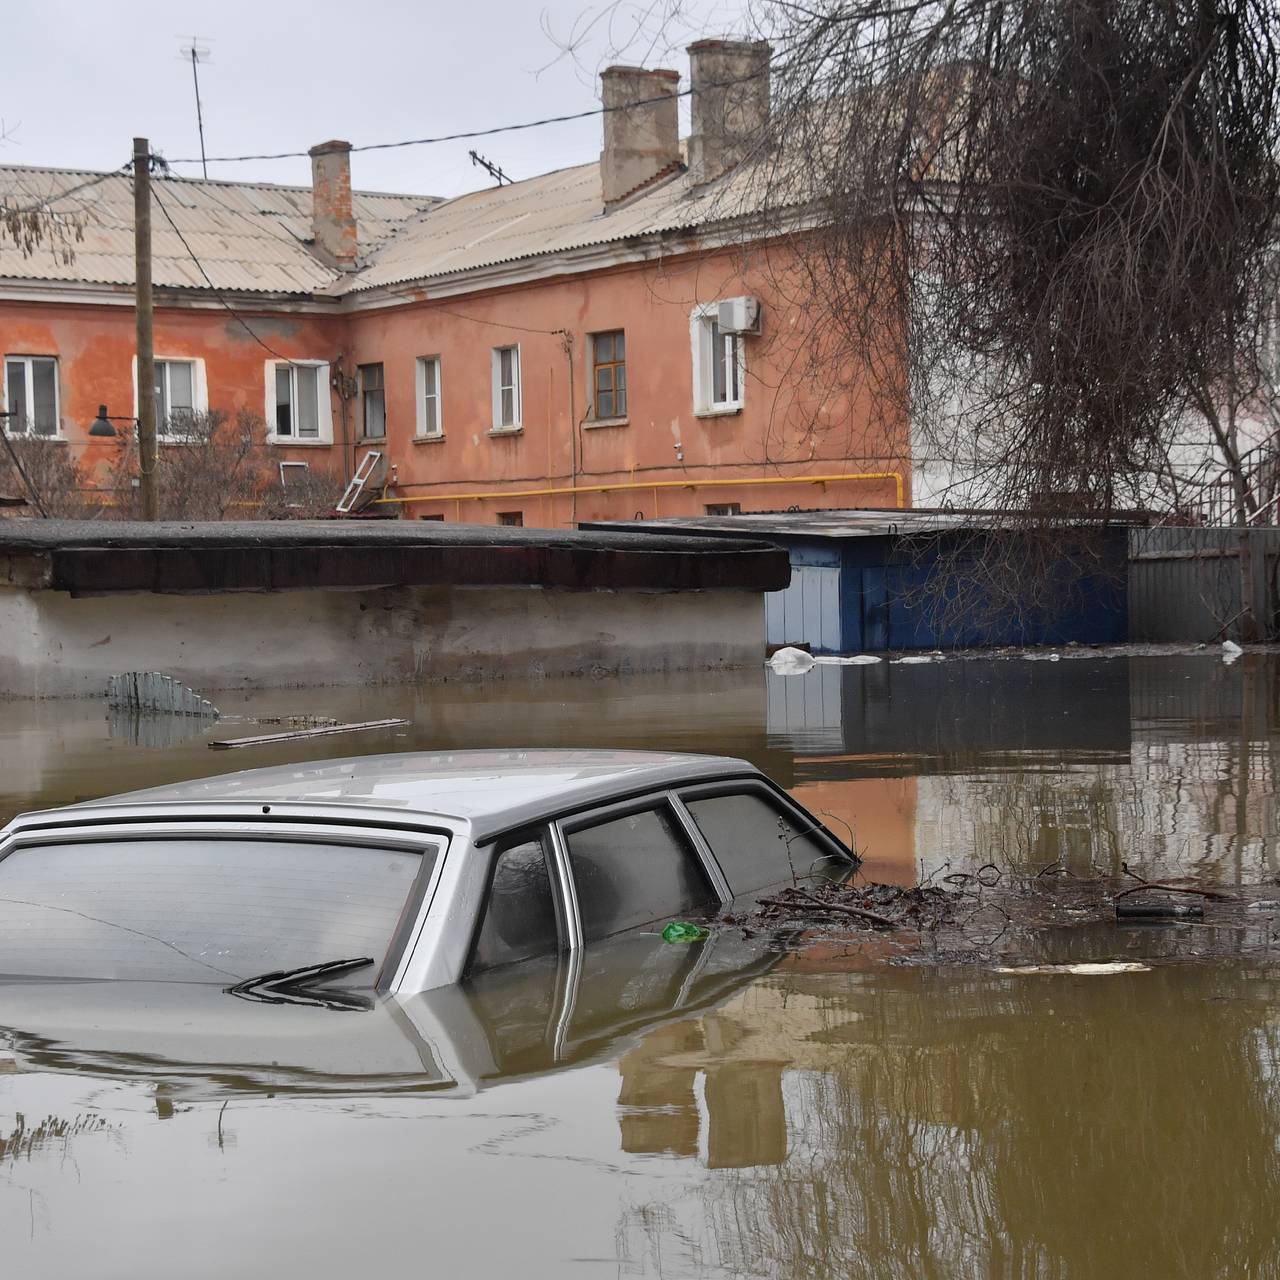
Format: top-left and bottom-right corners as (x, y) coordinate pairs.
(226, 956), (375, 1011)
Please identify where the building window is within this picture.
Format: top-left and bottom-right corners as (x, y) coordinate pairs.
(590, 330), (626, 420)
(497, 511), (523, 526)
(360, 363), (386, 439)
(705, 502), (741, 516)
(491, 346), (521, 431)
(154, 360), (196, 439)
(416, 356), (442, 438)
(691, 306), (745, 415)
(3, 356), (59, 437)
(418, 513), (445, 522)
(265, 361), (332, 443)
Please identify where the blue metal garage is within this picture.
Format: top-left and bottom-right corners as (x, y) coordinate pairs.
(583, 510), (1130, 654)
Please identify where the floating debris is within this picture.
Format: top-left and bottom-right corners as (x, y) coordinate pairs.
(994, 962), (1151, 975)
(1116, 897), (1204, 921)
(661, 921), (710, 944)
(754, 881), (966, 932)
(767, 647), (883, 674)
(208, 718), (410, 750)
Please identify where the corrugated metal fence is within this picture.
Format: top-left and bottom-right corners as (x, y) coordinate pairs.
(1129, 526), (1280, 642)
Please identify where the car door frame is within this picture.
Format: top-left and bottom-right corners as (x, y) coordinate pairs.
(672, 778), (857, 893)
(549, 789), (733, 948)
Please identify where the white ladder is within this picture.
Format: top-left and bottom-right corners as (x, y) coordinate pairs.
(336, 450), (383, 514)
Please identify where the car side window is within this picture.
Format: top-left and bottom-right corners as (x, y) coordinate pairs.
(683, 790), (834, 895)
(468, 838), (560, 975)
(565, 806), (719, 943)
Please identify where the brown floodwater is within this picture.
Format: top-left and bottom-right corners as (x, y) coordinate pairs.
(2, 651), (1279, 1277)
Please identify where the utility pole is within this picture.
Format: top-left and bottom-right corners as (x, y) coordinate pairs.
(134, 136), (158, 521)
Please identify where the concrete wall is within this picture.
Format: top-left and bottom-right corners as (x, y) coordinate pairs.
(0, 583), (764, 698)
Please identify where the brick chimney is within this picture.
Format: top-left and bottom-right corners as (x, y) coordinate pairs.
(600, 66), (681, 209)
(308, 139), (358, 270)
(687, 39), (771, 186)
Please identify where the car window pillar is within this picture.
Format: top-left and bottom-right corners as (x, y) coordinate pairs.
(667, 790), (732, 900)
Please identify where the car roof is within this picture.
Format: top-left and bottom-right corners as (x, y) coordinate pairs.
(95, 749), (761, 841)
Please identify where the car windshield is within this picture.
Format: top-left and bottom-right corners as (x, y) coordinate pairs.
(0, 837), (433, 983)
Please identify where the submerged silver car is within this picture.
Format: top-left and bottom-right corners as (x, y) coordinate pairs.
(0, 749), (855, 995)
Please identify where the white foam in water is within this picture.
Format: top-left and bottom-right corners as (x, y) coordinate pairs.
(766, 647), (884, 675)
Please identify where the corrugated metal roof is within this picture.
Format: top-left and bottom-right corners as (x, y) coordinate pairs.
(0, 167), (437, 295)
(0, 149), (763, 299)
(583, 508), (1149, 539)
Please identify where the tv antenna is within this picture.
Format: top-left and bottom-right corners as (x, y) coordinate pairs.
(468, 150), (512, 186)
(178, 36), (213, 178)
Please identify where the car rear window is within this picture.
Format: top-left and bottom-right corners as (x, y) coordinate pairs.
(0, 837), (430, 983)
(683, 791), (834, 894)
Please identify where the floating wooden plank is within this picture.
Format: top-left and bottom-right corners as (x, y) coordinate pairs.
(107, 672), (220, 718)
(208, 718), (409, 750)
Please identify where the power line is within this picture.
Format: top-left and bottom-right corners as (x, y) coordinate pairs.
(162, 62), (780, 167)
(1, 166), (129, 216)
(150, 180), (294, 364)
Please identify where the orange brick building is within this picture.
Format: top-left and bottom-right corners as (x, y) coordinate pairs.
(0, 40), (909, 526)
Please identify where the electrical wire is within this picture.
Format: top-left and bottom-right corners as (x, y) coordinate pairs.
(150, 181), (295, 364)
(1, 166), (130, 216)
(162, 62), (780, 167)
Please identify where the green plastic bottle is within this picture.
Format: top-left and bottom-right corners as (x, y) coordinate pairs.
(662, 920), (710, 943)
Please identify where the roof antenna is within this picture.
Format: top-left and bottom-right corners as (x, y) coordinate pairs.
(468, 150), (512, 186)
(178, 36), (213, 179)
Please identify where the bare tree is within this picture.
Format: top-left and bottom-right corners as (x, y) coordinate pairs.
(105, 410), (344, 521)
(731, 0), (1280, 518)
(0, 435), (95, 518)
(0, 128), (88, 261)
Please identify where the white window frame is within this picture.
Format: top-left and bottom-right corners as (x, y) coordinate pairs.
(490, 345), (522, 432)
(154, 359), (201, 441)
(690, 304), (746, 416)
(263, 360), (333, 445)
(415, 356), (443, 439)
(3, 355), (61, 438)
(131, 356), (209, 441)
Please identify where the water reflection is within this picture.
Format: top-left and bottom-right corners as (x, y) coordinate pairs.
(4, 653), (1280, 887)
(2, 655), (1280, 1273)
(5, 949), (1280, 1276)
(616, 962), (1280, 1279)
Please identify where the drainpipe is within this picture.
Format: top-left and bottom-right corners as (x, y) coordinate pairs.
(557, 330), (578, 525)
(332, 354), (356, 483)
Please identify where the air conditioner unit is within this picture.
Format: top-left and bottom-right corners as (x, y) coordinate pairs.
(717, 296), (762, 335)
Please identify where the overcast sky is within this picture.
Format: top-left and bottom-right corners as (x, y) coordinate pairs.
(3, 0), (753, 198)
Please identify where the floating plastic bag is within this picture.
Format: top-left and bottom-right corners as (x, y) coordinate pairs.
(661, 921), (710, 944)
